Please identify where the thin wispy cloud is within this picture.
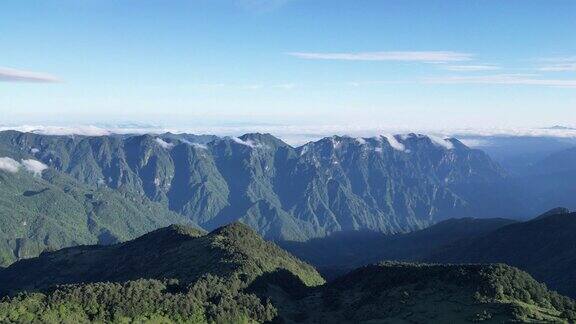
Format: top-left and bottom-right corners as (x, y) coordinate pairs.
(424, 74), (576, 88)
(288, 51), (473, 63)
(239, 84), (264, 90)
(444, 65), (500, 72)
(0, 67), (60, 83)
(272, 83), (297, 90)
(539, 64), (576, 72)
(536, 56), (576, 72)
(187, 83), (296, 91)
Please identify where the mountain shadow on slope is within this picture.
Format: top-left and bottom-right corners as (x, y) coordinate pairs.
(280, 217), (516, 279)
(254, 262), (576, 323)
(428, 209), (576, 298)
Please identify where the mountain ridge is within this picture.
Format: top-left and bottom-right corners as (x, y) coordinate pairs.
(428, 209), (576, 298)
(1, 223), (576, 323)
(0, 130), (515, 242)
(0, 222), (324, 295)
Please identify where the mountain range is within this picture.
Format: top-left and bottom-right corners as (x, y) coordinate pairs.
(280, 217), (517, 279)
(0, 130), (516, 246)
(1, 223), (575, 323)
(428, 208), (576, 298)
(283, 207), (576, 299)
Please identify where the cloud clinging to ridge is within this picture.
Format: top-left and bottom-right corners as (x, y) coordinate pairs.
(0, 157), (21, 173)
(0, 67), (60, 83)
(21, 159), (48, 176)
(288, 51), (473, 63)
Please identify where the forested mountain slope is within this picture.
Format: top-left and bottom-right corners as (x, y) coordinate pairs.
(0, 160), (187, 266)
(0, 130), (516, 241)
(0, 222), (324, 293)
(428, 209), (576, 298)
(1, 226), (574, 323)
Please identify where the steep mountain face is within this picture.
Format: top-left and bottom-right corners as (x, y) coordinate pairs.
(280, 217), (517, 278)
(2, 226), (575, 323)
(0, 161), (187, 267)
(428, 210), (576, 298)
(0, 130), (510, 241)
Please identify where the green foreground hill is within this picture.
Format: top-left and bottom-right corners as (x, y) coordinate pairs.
(0, 223), (323, 323)
(0, 222), (324, 293)
(1, 224), (575, 323)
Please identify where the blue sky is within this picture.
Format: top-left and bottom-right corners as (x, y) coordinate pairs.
(1, 0), (575, 134)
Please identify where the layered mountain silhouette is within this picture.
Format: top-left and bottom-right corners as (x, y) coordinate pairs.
(428, 209), (576, 298)
(284, 207), (576, 300)
(515, 147), (576, 211)
(1, 223), (574, 323)
(280, 217), (517, 279)
(0, 130), (519, 244)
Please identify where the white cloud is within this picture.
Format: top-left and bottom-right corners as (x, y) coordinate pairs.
(181, 139), (208, 150)
(539, 64), (576, 72)
(4, 124), (576, 149)
(231, 137), (259, 148)
(444, 65), (500, 72)
(288, 51), (473, 63)
(537, 57), (576, 72)
(381, 135), (406, 151)
(0, 125), (113, 136)
(425, 74), (576, 88)
(449, 127), (576, 138)
(355, 137), (366, 145)
(428, 135), (454, 150)
(0, 157), (21, 173)
(155, 138), (174, 149)
(459, 138), (491, 147)
(0, 67), (60, 83)
(21, 159), (48, 176)
(191, 143), (208, 150)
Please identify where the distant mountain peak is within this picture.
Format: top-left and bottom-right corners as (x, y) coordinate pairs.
(533, 207), (571, 221)
(238, 133), (289, 147)
(398, 133), (457, 150)
(544, 125), (576, 130)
